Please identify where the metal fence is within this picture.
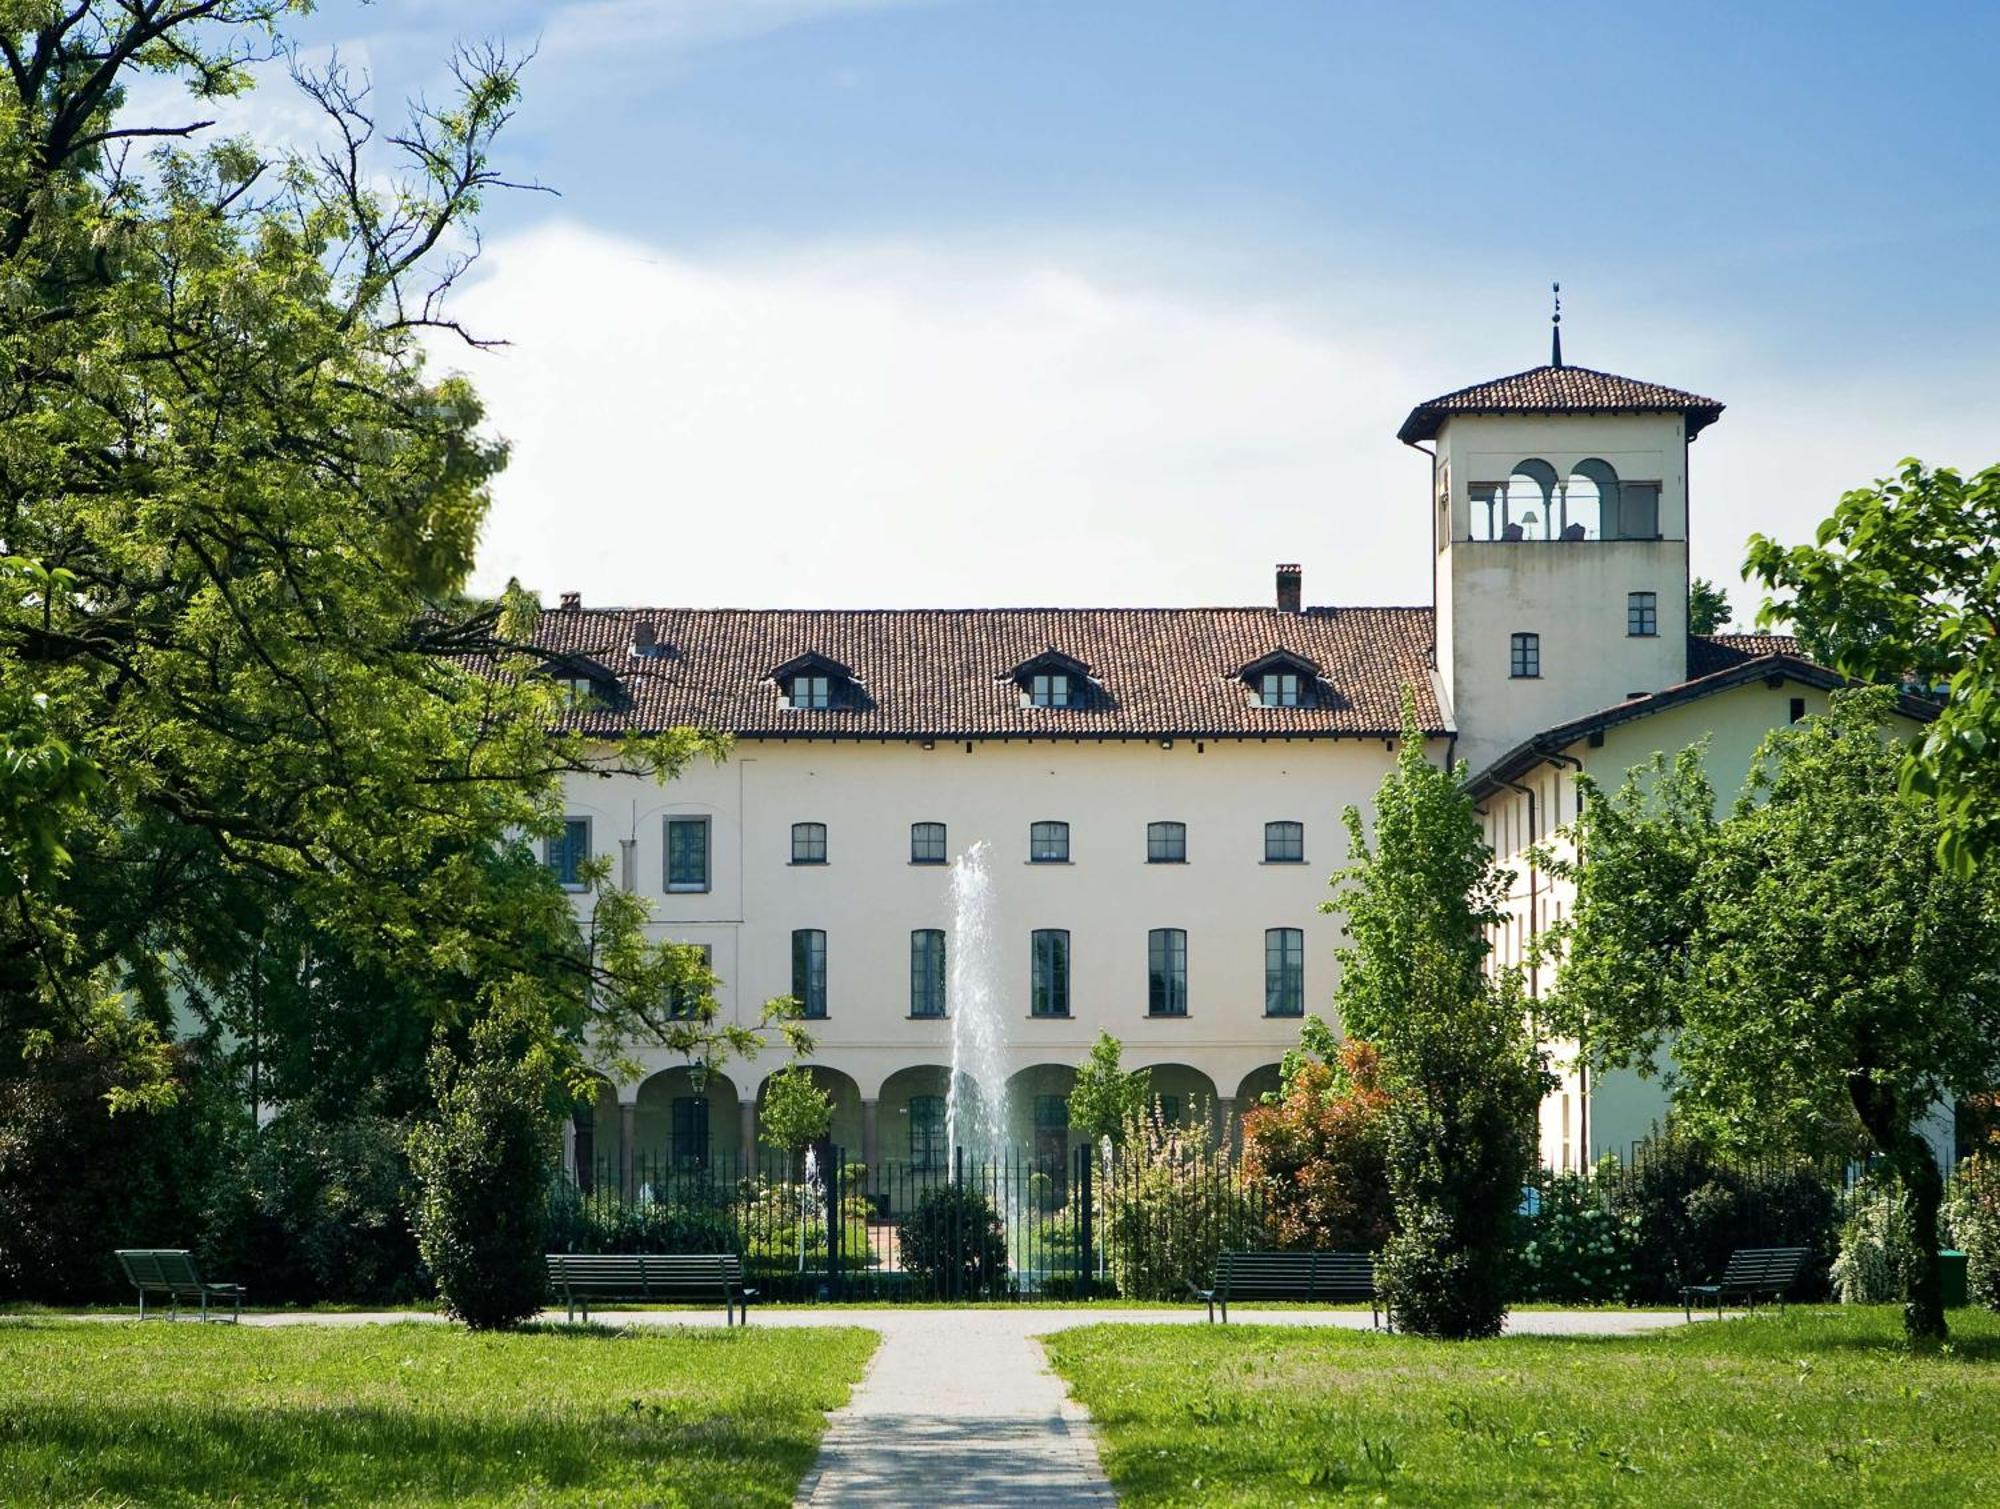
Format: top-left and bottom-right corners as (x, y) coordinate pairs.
(551, 1140), (1270, 1302)
(550, 1131), (1939, 1305)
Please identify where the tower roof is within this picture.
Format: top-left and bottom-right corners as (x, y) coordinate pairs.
(1396, 363), (1724, 444)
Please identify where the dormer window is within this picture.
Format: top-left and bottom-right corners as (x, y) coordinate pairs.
(769, 652), (856, 712)
(1010, 649), (1093, 710)
(1239, 649), (1319, 709)
(537, 657), (616, 705)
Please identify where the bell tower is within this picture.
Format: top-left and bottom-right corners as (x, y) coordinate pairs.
(1399, 317), (1724, 772)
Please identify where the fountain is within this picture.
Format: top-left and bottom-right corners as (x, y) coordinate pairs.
(945, 841), (1010, 1159)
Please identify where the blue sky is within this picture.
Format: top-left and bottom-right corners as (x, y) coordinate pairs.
(195, 1), (2000, 612)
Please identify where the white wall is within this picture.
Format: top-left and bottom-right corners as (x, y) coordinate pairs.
(562, 735), (1415, 1133)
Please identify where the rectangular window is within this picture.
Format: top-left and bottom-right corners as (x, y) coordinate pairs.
(1030, 820), (1070, 863)
(1155, 1093), (1183, 1127)
(791, 821), (827, 864)
(1618, 483), (1660, 539)
(909, 1094), (947, 1170)
(547, 817), (590, 891)
(1258, 671), (1302, 707)
(1148, 927), (1188, 1017)
(1627, 591), (1658, 637)
(1029, 672), (1071, 708)
(671, 1096), (710, 1168)
(910, 821), (947, 864)
(791, 928), (827, 1018)
(1031, 929), (1070, 1018)
(668, 943), (714, 1019)
(1265, 928), (1304, 1017)
(1264, 820), (1304, 863)
(789, 674), (831, 709)
(910, 929), (946, 1018)
(665, 815), (711, 892)
(1510, 632), (1541, 679)
(1146, 820), (1187, 863)
(1034, 1094), (1070, 1130)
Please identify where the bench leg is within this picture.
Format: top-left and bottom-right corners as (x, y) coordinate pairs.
(1219, 1297), (1228, 1325)
(137, 1290), (146, 1322)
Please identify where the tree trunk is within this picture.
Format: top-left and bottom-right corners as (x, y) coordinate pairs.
(1889, 1129), (1947, 1342)
(1850, 1071), (1947, 1341)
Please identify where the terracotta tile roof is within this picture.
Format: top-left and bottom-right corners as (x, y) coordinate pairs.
(515, 606), (1446, 740)
(1686, 631), (1802, 678)
(1397, 364), (1725, 443)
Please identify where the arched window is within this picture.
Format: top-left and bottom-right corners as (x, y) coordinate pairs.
(1502, 459), (1559, 540)
(1556, 458), (1620, 541)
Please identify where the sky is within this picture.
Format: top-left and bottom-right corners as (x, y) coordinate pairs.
(141, 1), (2000, 617)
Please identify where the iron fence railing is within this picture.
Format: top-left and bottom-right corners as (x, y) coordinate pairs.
(548, 1131), (1950, 1304)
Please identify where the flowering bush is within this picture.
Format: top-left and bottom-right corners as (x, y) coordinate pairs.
(1945, 1152), (2000, 1312)
(1106, 1099), (1266, 1300)
(1832, 1174), (1914, 1304)
(1517, 1164), (1635, 1303)
(1241, 1041), (1393, 1253)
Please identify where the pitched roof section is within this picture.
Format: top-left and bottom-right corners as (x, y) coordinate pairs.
(519, 606), (1445, 740)
(1686, 631), (1801, 678)
(1397, 364), (1725, 443)
(1464, 646), (1936, 801)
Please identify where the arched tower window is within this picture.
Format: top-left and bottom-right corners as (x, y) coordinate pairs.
(1557, 458), (1620, 541)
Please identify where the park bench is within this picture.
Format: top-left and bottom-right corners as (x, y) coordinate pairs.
(545, 1252), (756, 1325)
(1190, 1249), (1381, 1327)
(1680, 1246), (1812, 1320)
(115, 1249), (245, 1323)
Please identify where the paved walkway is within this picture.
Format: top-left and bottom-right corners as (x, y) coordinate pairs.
(57, 1305), (1701, 1506)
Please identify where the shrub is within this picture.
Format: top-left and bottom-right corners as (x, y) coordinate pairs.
(407, 999), (559, 1330)
(1517, 1165), (1635, 1304)
(0, 1042), (211, 1303)
(202, 1098), (425, 1305)
(897, 1181), (1008, 1298)
(1106, 1099), (1265, 1301)
(1242, 1041), (1393, 1253)
(1945, 1152), (2000, 1311)
(1599, 1134), (1839, 1302)
(1371, 992), (1546, 1339)
(1833, 1174), (1915, 1304)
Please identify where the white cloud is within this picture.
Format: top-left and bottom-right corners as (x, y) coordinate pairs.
(435, 222), (2000, 618)
(441, 224), (1436, 609)
(540, 0), (939, 56)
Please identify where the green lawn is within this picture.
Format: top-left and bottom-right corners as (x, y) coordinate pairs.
(1046, 1308), (2000, 1506)
(0, 1319), (875, 1507)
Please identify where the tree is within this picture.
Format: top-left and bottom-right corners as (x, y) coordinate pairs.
(1067, 1031), (1151, 1146)
(1746, 460), (2000, 871)
(759, 1064), (833, 1154)
(1688, 578), (1734, 635)
(1543, 691), (2000, 1340)
(0, 3), (805, 1306)
(1536, 747), (1718, 1074)
(1329, 696), (1551, 1338)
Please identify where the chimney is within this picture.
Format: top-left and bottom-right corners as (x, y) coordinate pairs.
(1275, 563), (1302, 613)
(558, 591), (581, 612)
(632, 620), (658, 656)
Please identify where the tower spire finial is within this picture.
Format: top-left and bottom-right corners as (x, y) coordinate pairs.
(1550, 280), (1563, 368)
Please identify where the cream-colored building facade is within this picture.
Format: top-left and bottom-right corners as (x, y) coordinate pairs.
(538, 356), (1920, 1179)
